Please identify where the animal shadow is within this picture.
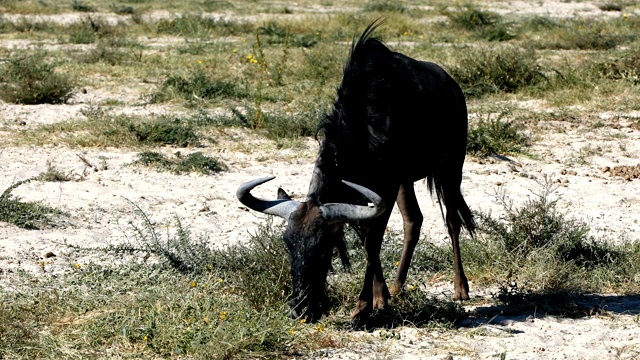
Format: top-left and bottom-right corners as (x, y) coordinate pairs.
(461, 291), (640, 328)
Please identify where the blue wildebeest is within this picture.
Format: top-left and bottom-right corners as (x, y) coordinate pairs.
(237, 20), (475, 322)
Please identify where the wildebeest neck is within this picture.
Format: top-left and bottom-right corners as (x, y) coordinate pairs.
(306, 135), (367, 207)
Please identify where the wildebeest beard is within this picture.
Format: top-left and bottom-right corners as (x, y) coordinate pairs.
(283, 201), (345, 321)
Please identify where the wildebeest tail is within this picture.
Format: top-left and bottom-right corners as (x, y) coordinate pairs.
(430, 177), (476, 237)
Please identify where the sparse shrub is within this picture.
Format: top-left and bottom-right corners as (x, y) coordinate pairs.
(129, 117), (201, 147)
(476, 180), (628, 277)
(303, 45), (343, 86)
(177, 40), (207, 55)
(37, 162), (72, 182)
(121, 204), (219, 273)
(467, 114), (530, 156)
(12, 17), (55, 33)
(0, 178), (66, 229)
(68, 16), (120, 44)
(449, 46), (546, 97)
(71, 0), (95, 12)
(79, 35), (144, 65)
(69, 26), (97, 43)
(156, 14), (253, 37)
(111, 4), (135, 14)
(256, 22), (317, 48)
(114, 208), (292, 308)
(152, 69), (247, 103)
(598, 2), (623, 11)
(251, 29), (291, 87)
(520, 15), (562, 32)
(260, 110), (319, 140)
(0, 54), (74, 104)
(21, 110), (209, 148)
(133, 151), (227, 174)
(446, 3), (515, 41)
(363, 0), (408, 13)
(448, 4), (499, 30)
(0, 16), (9, 33)
(596, 50), (640, 84)
(538, 21), (627, 50)
(226, 106), (319, 140)
(173, 152), (227, 174)
(133, 151), (172, 168)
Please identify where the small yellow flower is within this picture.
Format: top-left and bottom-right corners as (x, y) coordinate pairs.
(190, 281), (197, 287)
(250, 58), (258, 64)
(408, 284), (416, 291)
(219, 311), (228, 320)
(143, 335), (148, 341)
(289, 328), (295, 335)
(403, 31), (408, 36)
(315, 325), (324, 332)
(217, 278), (224, 283)
(300, 319), (306, 324)
(232, 49), (237, 53)
(395, 261), (399, 267)
(247, 54), (253, 59)
(197, 60), (203, 64)
(75, 263), (81, 269)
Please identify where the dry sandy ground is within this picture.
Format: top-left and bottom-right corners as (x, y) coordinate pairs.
(2, 1), (640, 358)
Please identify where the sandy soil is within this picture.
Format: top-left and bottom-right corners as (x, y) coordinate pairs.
(1, 1), (640, 358)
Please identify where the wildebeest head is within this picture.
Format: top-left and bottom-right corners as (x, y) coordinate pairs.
(236, 176), (385, 321)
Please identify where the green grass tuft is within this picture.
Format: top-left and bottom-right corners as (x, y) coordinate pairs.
(128, 117), (201, 147)
(151, 69), (248, 104)
(445, 4), (515, 41)
(467, 113), (530, 156)
(156, 14), (253, 37)
(0, 54), (75, 105)
(449, 46), (546, 97)
(132, 151), (227, 174)
(363, 0), (409, 14)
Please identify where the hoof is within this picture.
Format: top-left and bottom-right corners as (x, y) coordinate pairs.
(350, 300), (371, 319)
(389, 283), (403, 297)
(453, 275), (470, 301)
(453, 284), (470, 301)
(372, 295), (388, 310)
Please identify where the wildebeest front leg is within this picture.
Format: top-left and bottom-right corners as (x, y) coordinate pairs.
(390, 182), (423, 296)
(445, 200), (470, 301)
(351, 209), (393, 318)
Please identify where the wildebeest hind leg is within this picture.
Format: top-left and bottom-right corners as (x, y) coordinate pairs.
(445, 195), (470, 301)
(390, 182), (423, 296)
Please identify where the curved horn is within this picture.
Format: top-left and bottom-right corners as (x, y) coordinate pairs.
(320, 180), (386, 224)
(236, 176), (301, 219)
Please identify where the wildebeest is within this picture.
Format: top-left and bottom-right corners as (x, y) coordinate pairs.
(237, 20), (475, 322)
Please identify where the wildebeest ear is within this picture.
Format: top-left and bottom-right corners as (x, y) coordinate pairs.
(277, 188), (292, 200)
